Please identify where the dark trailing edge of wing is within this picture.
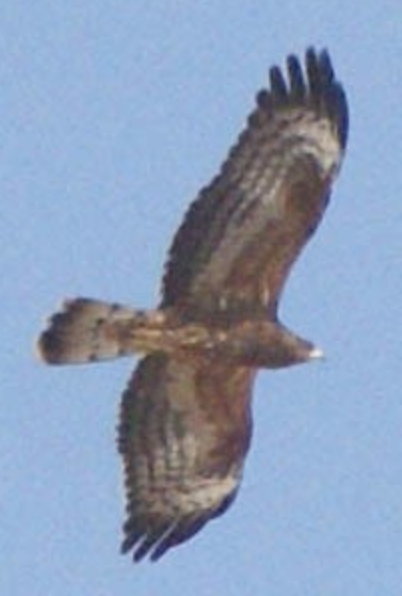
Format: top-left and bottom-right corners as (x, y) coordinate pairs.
(161, 48), (348, 308)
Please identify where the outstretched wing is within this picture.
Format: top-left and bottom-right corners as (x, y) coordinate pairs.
(162, 48), (348, 316)
(118, 353), (254, 561)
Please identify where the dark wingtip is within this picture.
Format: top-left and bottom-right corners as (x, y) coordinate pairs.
(287, 54), (306, 101)
(120, 515), (210, 563)
(269, 65), (288, 103)
(120, 485), (240, 562)
(305, 47), (348, 149)
(258, 47), (348, 151)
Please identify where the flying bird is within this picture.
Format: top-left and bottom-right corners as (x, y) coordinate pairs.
(37, 48), (348, 562)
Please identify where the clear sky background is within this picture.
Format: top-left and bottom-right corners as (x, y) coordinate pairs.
(2, 2), (401, 594)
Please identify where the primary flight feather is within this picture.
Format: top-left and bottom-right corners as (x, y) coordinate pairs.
(37, 48), (348, 562)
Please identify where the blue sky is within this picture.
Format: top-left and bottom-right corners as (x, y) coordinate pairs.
(2, 2), (402, 594)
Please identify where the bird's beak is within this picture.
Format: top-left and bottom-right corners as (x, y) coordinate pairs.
(309, 346), (325, 361)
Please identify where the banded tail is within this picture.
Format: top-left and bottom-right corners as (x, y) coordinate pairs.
(36, 298), (171, 365)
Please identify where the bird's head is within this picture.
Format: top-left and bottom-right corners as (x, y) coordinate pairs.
(217, 320), (324, 369)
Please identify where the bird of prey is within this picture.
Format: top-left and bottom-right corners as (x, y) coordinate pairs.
(37, 48), (348, 562)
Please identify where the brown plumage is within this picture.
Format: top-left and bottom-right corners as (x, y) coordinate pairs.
(37, 48), (348, 562)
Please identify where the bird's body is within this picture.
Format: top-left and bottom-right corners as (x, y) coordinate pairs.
(37, 48), (348, 561)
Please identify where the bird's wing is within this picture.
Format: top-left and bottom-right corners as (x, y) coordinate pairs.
(118, 353), (255, 561)
(161, 48), (348, 316)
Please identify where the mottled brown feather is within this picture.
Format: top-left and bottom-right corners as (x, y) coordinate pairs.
(37, 48), (348, 563)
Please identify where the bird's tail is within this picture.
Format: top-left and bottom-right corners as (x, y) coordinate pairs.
(36, 298), (173, 365)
